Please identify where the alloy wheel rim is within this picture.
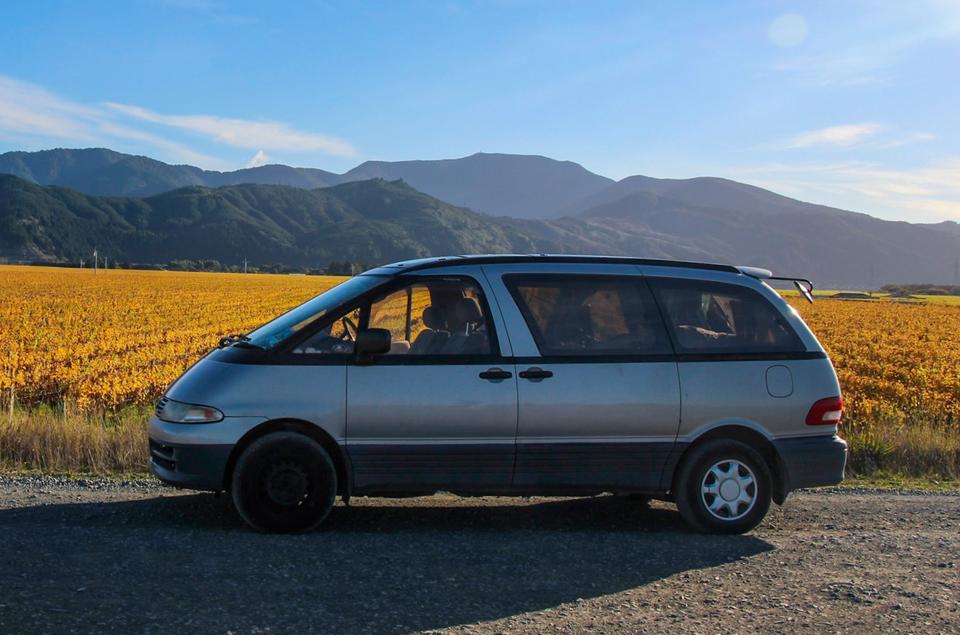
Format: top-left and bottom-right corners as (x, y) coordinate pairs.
(700, 459), (757, 521)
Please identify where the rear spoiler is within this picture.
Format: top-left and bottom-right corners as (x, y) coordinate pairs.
(737, 266), (815, 303)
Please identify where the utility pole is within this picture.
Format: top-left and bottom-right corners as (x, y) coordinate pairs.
(243, 257), (248, 274)
(93, 248), (98, 274)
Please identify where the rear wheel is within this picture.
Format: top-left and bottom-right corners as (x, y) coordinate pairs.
(674, 439), (771, 534)
(230, 432), (337, 533)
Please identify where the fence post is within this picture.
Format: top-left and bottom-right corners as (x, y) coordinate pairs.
(7, 351), (13, 422)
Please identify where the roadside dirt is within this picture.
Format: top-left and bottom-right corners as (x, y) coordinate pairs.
(0, 477), (956, 634)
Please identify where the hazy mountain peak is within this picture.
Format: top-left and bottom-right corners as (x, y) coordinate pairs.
(1, 172), (957, 287)
(0, 147), (858, 222)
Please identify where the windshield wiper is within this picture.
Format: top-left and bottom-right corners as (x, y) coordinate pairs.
(231, 340), (265, 350)
(218, 334), (264, 349)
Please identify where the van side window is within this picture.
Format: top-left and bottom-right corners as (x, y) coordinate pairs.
(292, 306), (361, 354)
(292, 278), (495, 356)
(649, 278), (803, 354)
(368, 278), (494, 356)
(505, 275), (672, 356)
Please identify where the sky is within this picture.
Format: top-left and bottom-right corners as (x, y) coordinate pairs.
(1, 0), (959, 223)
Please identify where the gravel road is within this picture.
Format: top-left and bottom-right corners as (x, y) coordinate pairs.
(0, 476), (956, 634)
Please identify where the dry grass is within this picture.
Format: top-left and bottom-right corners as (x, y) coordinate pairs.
(0, 404), (956, 482)
(0, 404), (148, 474)
(844, 421), (959, 480)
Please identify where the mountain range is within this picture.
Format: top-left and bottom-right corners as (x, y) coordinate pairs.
(1, 147), (958, 287)
(0, 148), (615, 218)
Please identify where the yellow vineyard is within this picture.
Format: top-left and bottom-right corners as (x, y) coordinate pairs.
(1, 265), (958, 432)
(786, 296), (960, 429)
(0, 266), (344, 410)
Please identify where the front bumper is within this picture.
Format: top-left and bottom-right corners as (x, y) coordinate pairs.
(773, 434), (848, 496)
(149, 438), (233, 490)
(148, 415), (265, 491)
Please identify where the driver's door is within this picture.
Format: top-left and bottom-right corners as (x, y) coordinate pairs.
(345, 275), (519, 494)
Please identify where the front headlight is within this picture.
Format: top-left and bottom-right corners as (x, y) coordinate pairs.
(156, 397), (224, 423)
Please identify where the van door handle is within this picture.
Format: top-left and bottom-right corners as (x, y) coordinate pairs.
(479, 368), (513, 381)
(519, 367), (553, 381)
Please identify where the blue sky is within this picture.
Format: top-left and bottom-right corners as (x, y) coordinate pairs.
(1, 1), (958, 222)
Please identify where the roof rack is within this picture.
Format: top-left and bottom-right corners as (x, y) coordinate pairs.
(380, 254), (740, 274)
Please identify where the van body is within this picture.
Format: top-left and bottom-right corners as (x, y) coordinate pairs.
(149, 255), (847, 533)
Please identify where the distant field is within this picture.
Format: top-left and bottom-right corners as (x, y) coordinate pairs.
(0, 265), (957, 479)
(781, 289), (960, 305)
(915, 294), (960, 305)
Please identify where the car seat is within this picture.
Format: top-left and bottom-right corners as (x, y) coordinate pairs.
(442, 297), (488, 354)
(409, 305), (450, 354)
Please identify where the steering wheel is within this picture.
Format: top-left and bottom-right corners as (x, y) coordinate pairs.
(340, 316), (359, 342)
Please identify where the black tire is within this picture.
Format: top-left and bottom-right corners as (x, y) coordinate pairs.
(230, 432), (337, 533)
(674, 439), (772, 534)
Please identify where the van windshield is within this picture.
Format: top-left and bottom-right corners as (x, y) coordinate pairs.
(244, 275), (388, 350)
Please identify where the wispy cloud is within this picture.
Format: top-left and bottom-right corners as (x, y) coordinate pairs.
(768, 13), (808, 48)
(730, 159), (960, 222)
(771, 1), (960, 86)
(0, 76), (103, 142)
(771, 48), (893, 87)
(245, 150), (270, 168)
(784, 123), (883, 149)
(775, 123), (936, 152)
(104, 103), (356, 156)
(0, 74), (355, 168)
(0, 75), (226, 167)
(875, 131), (937, 149)
(97, 121), (226, 168)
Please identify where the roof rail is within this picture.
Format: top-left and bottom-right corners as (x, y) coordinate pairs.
(386, 254), (740, 274)
(736, 265), (773, 279)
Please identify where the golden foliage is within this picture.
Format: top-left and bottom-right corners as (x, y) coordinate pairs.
(1, 266), (958, 435)
(786, 297), (960, 430)
(0, 266), (343, 409)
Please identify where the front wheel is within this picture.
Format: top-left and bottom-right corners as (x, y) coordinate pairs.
(674, 439), (772, 534)
(230, 432), (337, 533)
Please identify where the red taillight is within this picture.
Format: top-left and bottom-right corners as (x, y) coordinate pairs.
(806, 396), (843, 425)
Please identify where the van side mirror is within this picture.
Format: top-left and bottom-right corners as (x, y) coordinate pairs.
(355, 328), (392, 361)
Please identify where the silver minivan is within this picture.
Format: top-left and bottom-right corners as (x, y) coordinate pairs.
(149, 255), (847, 534)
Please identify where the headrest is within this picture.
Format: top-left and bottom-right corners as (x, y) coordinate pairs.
(454, 297), (483, 323)
(422, 306), (447, 330)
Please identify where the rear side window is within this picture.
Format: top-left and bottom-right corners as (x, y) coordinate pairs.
(505, 275), (672, 356)
(649, 278), (803, 354)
